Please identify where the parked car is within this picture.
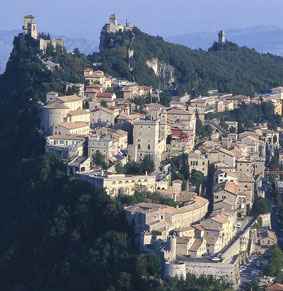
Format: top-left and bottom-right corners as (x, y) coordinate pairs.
(211, 257), (221, 262)
(236, 223), (241, 228)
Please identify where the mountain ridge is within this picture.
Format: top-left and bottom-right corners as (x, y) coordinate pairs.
(2, 25), (283, 74)
(165, 26), (283, 56)
(89, 26), (283, 97)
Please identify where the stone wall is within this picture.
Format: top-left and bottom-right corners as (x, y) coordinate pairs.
(164, 261), (186, 280)
(183, 257), (240, 289)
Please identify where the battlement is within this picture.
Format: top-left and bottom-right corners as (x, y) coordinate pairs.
(22, 15), (64, 52)
(103, 14), (133, 34)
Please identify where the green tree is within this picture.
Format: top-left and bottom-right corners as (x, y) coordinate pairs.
(92, 151), (107, 169)
(140, 154), (155, 174)
(115, 161), (125, 174)
(179, 153), (189, 180)
(249, 277), (262, 291)
(147, 254), (161, 277)
(101, 100), (108, 108)
(265, 246), (283, 280)
(203, 124), (213, 138)
(196, 118), (204, 137)
(135, 254), (148, 278)
(190, 170), (204, 186)
(119, 155), (155, 175)
(252, 197), (272, 216)
(273, 189), (283, 207)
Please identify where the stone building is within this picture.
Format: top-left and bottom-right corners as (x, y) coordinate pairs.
(56, 95), (83, 111)
(164, 261), (186, 280)
(39, 38), (64, 53)
(218, 30), (226, 44)
(202, 210), (237, 247)
(217, 148), (236, 168)
(66, 109), (90, 123)
(213, 181), (239, 210)
(88, 136), (115, 163)
(100, 14), (133, 51)
(45, 135), (85, 161)
(40, 102), (70, 135)
(125, 196), (209, 238)
(166, 108), (196, 135)
(215, 171), (255, 210)
(132, 119), (166, 169)
(257, 230), (277, 247)
(236, 158), (254, 175)
(188, 150), (209, 178)
(53, 122), (90, 136)
(79, 172), (156, 196)
(183, 256), (240, 289)
(39, 93), (84, 135)
(91, 107), (116, 127)
(104, 14), (133, 34)
(23, 15), (64, 51)
(23, 15), (37, 39)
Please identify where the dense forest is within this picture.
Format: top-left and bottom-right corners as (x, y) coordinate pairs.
(89, 27), (283, 96)
(0, 34), (234, 290)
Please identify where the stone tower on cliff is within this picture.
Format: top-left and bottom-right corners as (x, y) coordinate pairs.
(99, 14), (133, 51)
(218, 30), (226, 44)
(23, 15), (38, 39)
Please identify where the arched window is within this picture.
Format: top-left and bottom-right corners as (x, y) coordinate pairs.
(148, 144), (150, 150)
(138, 144), (141, 149)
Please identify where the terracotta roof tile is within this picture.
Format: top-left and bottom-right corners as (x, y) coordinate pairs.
(266, 283), (283, 290)
(58, 122), (89, 129)
(224, 181), (239, 195)
(189, 239), (203, 252)
(57, 95), (82, 102)
(44, 102), (69, 109)
(68, 109), (90, 116)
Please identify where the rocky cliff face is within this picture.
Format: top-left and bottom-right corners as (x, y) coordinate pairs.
(99, 28), (108, 52)
(146, 58), (175, 88)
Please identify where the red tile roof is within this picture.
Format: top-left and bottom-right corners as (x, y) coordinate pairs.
(266, 283), (283, 290)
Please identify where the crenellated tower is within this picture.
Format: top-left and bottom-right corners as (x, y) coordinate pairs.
(23, 15), (38, 39)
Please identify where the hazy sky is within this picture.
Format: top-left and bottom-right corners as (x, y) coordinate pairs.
(1, 0), (283, 40)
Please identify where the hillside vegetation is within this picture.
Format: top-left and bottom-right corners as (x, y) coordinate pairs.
(89, 27), (283, 96)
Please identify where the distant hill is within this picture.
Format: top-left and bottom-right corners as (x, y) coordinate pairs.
(89, 26), (283, 97)
(166, 26), (283, 56)
(0, 30), (99, 73)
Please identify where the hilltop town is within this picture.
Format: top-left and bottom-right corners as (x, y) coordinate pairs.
(1, 14), (283, 291)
